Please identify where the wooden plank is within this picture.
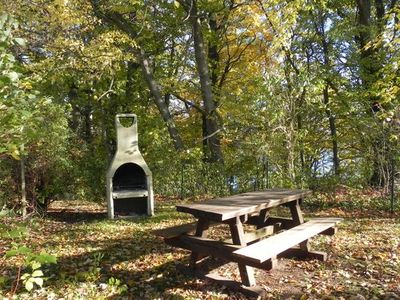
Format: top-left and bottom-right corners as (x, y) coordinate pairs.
(190, 218), (210, 267)
(256, 209), (270, 229)
(224, 224), (282, 245)
(152, 222), (197, 238)
(176, 189), (312, 221)
(229, 217), (255, 286)
(247, 216), (295, 229)
(264, 217), (297, 229)
(153, 221), (221, 239)
(187, 256), (229, 271)
(165, 235), (277, 270)
(165, 235), (240, 255)
(232, 218), (343, 264)
(278, 248), (327, 261)
(320, 227), (337, 236)
(288, 201), (304, 225)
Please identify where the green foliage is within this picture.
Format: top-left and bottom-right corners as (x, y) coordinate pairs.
(75, 252), (104, 282)
(2, 225), (27, 239)
(1, 222), (57, 293)
(0, 13), (72, 212)
(6, 245), (57, 292)
(0, 0), (399, 208)
(107, 277), (128, 295)
(304, 187), (400, 212)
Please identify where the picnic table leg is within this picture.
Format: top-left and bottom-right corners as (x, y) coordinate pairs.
(300, 240), (310, 251)
(190, 218), (210, 268)
(229, 217), (256, 287)
(280, 199), (328, 261)
(289, 199), (304, 226)
(256, 208), (270, 229)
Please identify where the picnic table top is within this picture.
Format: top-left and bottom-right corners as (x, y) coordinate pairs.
(176, 188), (312, 221)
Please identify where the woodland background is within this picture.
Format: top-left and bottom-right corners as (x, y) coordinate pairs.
(1, 0), (400, 214)
(1, 1), (400, 299)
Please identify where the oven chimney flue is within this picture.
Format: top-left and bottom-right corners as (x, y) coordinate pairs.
(116, 114), (138, 153)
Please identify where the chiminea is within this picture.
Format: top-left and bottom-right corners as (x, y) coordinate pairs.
(106, 114), (154, 218)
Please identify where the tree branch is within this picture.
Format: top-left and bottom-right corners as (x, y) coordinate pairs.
(173, 93), (206, 116)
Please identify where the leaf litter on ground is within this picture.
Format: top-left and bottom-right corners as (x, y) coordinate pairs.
(0, 193), (399, 299)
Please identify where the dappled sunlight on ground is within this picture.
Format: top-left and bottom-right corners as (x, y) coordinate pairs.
(1, 195), (399, 299)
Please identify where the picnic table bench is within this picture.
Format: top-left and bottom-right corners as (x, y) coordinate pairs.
(154, 189), (342, 297)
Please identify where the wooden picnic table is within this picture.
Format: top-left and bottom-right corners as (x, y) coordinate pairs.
(154, 189), (342, 297)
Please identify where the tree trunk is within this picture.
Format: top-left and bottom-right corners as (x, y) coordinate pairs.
(137, 49), (184, 151)
(189, 0), (224, 163)
(83, 105), (92, 143)
(355, 0), (388, 187)
(282, 62), (297, 183)
(208, 13), (219, 87)
(89, 1), (184, 152)
(323, 84), (340, 176)
(296, 87), (307, 182)
(356, 0), (372, 50)
(316, 13), (340, 177)
(125, 60), (140, 106)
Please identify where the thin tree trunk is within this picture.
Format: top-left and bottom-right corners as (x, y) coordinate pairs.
(323, 85), (339, 176)
(282, 62), (297, 183)
(137, 49), (184, 151)
(83, 105), (92, 143)
(297, 114), (305, 171)
(316, 13), (340, 177)
(296, 86), (307, 184)
(90, 1), (184, 152)
(20, 149), (27, 219)
(375, 0), (385, 24)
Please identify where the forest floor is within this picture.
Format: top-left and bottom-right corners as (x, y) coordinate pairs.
(1, 189), (400, 299)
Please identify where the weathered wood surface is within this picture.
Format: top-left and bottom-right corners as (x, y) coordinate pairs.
(165, 235), (276, 270)
(320, 226), (338, 236)
(229, 217), (256, 286)
(224, 224), (282, 245)
(278, 248), (328, 261)
(152, 222), (197, 239)
(233, 218), (343, 264)
(247, 216), (297, 229)
(166, 235), (240, 255)
(176, 189), (312, 221)
(158, 190), (344, 294)
(190, 218), (211, 268)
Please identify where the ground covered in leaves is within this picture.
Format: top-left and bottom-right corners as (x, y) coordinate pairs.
(1, 190), (399, 299)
